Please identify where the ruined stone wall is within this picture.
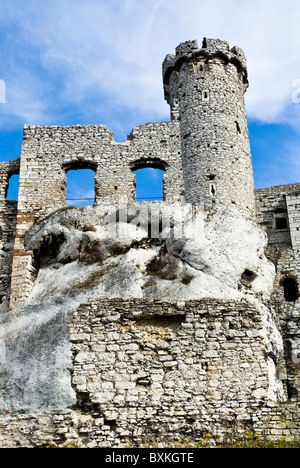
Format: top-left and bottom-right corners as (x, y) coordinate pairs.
(255, 183), (300, 246)
(0, 297), (299, 448)
(67, 298), (279, 446)
(0, 201), (17, 308)
(163, 39), (256, 220)
(9, 121), (183, 309)
(274, 301), (300, 401)
(255, 184), (300, 400)
(1, 402), (300, 448)
(0, 159), (20, 307)
(255, 186), (292, 247)
(19, 121), (182, 216)
(255, 184), (300, 288)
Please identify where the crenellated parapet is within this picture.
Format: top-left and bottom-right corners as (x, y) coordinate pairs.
(163, 38), (248, 104)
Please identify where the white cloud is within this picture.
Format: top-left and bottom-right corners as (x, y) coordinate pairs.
(1, 0), (300, 130)
(0, 79), (5, 104)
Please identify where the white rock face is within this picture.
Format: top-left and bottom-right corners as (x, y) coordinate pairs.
(24, 203), (275, 305)
(0, 202), (285, 413)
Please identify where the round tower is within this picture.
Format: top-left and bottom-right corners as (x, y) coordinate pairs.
(163, 38), (256, 219)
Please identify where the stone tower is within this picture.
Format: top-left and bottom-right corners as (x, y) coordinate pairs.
(163, 38), (256, 219)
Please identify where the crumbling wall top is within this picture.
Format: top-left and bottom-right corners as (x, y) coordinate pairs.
(22, 124), (116, 144)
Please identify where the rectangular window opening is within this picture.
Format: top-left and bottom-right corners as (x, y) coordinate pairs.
(275, 217), (288, 231)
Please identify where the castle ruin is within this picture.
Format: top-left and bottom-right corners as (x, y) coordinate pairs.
(0, 38), (300, 447)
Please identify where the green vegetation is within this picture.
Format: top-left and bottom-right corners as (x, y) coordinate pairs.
(174, 432), (300, 449)
(181, 274), (194, 285)
(35, 432), (300, 448)
(83, 225), (96, 232)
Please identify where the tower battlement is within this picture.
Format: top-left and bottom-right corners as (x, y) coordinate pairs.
(163, 37), (248, 104)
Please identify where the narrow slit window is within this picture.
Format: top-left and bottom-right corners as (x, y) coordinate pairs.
(202, 90), (210, 102)
(236, 121), (241, 134)
(209, 182), (216, 197)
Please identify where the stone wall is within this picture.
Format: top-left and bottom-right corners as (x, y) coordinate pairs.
(255, 183), (300, 246)
(255, 184), (300, 291)
(0, 297), (299, 448)
(1, 403), (300, 448)
(255, 184), (300, 401)
(19, 122), (183, 216)
(67, 298), (276, 446)
(275, 301), (300, 401)
(0, 159), (19, 308)
(0, 201), (17, 309)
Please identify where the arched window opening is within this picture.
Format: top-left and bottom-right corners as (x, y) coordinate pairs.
(6, 173), (19, 201)
(65, 168), (96, 207)
(282, 277), (299, 302)
(133, 167), (165, 202)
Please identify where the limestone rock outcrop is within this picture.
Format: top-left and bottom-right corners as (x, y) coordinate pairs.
(0, 203), (284, 416)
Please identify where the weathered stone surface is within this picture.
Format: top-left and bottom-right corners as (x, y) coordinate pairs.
(0, 37), (299, 447)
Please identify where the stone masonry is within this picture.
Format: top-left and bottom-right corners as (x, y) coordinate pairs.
(0, 38), (300, 447)
(163, 38), (256, 219)
(8, 38), (257, 309)
(1, 298), (300, 448)
(10, 122), (183, 309)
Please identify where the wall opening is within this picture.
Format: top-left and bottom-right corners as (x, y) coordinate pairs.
(209, 182), (216, 197)
(241, 269), (257, 284)
(202, 90), (210, 102)
(275, 217), (288, 230)
(65, 167), (96, 207)
(133, 167), (165, 202)
(6, 174), (19, 201)
(282, 277), (299, 302)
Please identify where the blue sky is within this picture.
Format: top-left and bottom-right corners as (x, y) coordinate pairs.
(1, 0), (300, 202)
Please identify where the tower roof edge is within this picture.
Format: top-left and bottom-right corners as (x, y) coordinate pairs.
(162, 37), (248, 82)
